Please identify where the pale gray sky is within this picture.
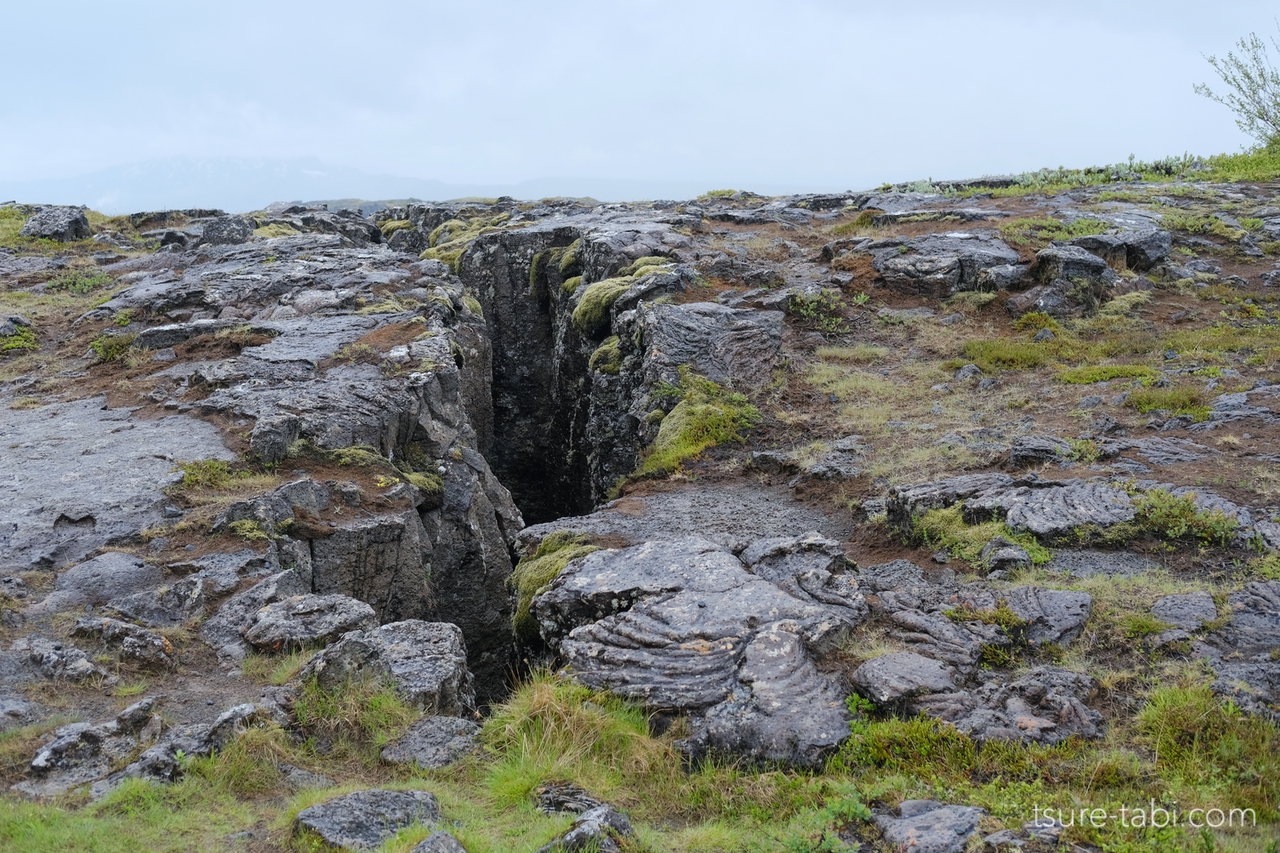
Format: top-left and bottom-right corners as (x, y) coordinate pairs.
(2, 1), (1276, 210)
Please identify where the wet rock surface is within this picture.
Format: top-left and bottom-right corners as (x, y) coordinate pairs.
(381, 715), (480, 770)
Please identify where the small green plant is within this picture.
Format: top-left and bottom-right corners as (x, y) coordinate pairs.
(47, 269), (114, 295)
(1067, 438), (1101, 463)
(89, 333), (137, 363)
(1132, 488), (1239, 545)
(0, 326), (37, 353)
(907, 504), (1051, 565)
(175, 459), (234, 489)
(787, 290), (846, 334)
(113, 309), (134, 327)
(228, 520), (270, 542)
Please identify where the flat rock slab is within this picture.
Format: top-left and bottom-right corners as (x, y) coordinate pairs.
(915, 666), (1102, 745)
(852, 652), (956, 705)
(1044, 550), (1161, 577)
(294, 789), (440, 851)
(875, 800), (985, 853)
(518, 482), (855, 552)
(33, 552), (162, 613)
(381, 716), (480, 770)
(0, 397), (236, 571)
(1152, 591), (1217, 630)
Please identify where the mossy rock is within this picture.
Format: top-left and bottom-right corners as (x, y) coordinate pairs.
(635, 369), (760, 477)
(619, 255), (672, 277)
(509, 532), (599, 642)
(558, 238), (581, 275)
(254, 223), (300, 239)
(562, 275), (583, 295)
(571, 279), (631, 337)
(379, 219), (412, 237)
(589, 336), (622, 375)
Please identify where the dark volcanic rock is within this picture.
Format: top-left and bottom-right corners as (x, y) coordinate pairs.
(298, 620), (477, 716)
(19, 206), (90, 241)
(532, 537), (866, 766)
(242, 594), (377, 652)
(380, 715), (480, 770)
(294, 789), (440, 851)
(875, 799), (985, 853)
(915, 667), (1102, 744)
(852, 652), (956, 705)
(71, 617), (176, 668)
(198, 215), (255, 246)
(535, 805), (634, 853)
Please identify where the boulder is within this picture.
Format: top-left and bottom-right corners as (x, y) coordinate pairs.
(71, 617), (176, 668)
(875, 800), (985, 853)
(298, 620), (477, 716)
(199, 215), (255, 246)
(106, 576), (206, 627)
(535, 805), (634, 853)
(852, 652), (956, 706)
(35, 552), (163, 613)
(294, 789), (440, 851)
(242, 594), (377, 652)
(413, 833), (468, 853)
(12, 635), (110, 682)
(635, 301), (783, 388)
(380, 716), (480, 770)
(979, 537), (1030, 573)
(1033, 244), (1109, 282)
(20, 206), (90, 241)
(200, 570), (309, 661)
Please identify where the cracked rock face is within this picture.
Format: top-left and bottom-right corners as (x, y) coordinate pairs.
(532, 535), (866, 767)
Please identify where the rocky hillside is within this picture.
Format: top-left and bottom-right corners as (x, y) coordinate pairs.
(1, 168), (1279, 853)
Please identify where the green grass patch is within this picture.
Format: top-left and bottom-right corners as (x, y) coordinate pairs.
(1125, 386), (1211, 421)
(509, 532), (599, 644)
(174, 459), (236, 489)
(1057, 364), (1160, 384)
(998, 216), (1110, 248)
(292, 674), (417, 762)
(814, 344), (890, 364)
(961, 338), (1052, 372)
(47, 269), (114, 295)
(635, 368), (760, 478)
(906, 504), (1051, 566)
(1132, 488), (1239, 546)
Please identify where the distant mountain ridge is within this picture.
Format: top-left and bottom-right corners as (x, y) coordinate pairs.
(0, 158), (777, 215)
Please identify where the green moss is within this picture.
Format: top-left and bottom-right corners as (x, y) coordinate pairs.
(509, 532), (599, 642)
(561, 274), (583, 295)
(907, 504), (1051, 566)
(588, 336), (622, 375)
(253, 223), (298, 239)
(571, 278), (631, 337)
(403, 471), (443, 495)
(558, 238), (581, 275)
(1011, 311), (1062, 333)
(528, 249), (548, 299)
(228, 520), (270, 542)
(418, 245), (464, 274)
(89, 332), (137, 363)
(1057, 364), (1159, 384)
(618, 255), (671, 277)
(0, 326), (36, 353)
(461, 295), (483, 317)
(379, 219), (412, 237)
(828, 209), (882, 237)
(961, 338), (1051, 372)
(635, 368), (761, 477)
(328, 445), (386, 467)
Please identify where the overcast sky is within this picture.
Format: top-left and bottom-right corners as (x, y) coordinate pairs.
(2, 1), (1277, 209)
